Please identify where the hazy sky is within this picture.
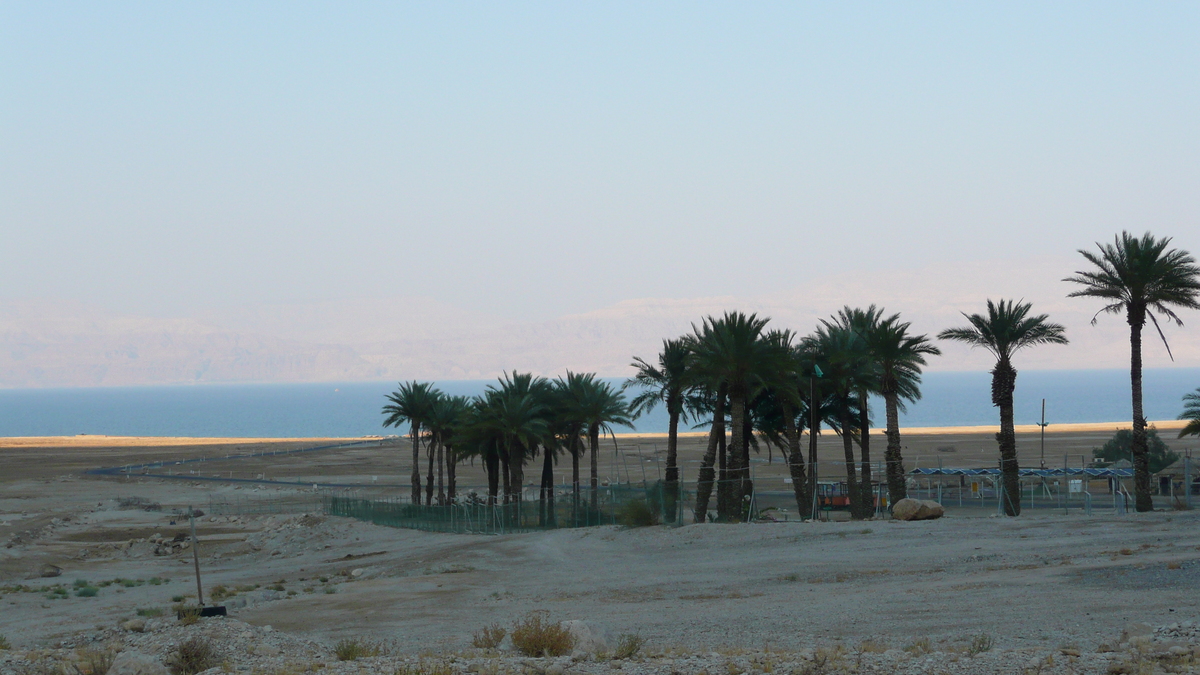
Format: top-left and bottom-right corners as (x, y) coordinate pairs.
(3, 3), (1198, 321)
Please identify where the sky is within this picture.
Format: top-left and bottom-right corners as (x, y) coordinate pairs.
(2, 2), (1199, 324)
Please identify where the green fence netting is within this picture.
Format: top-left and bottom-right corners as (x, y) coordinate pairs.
(323, 481), (685, 534)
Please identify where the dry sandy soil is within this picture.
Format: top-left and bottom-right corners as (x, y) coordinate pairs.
(0, 426), (1198, 674)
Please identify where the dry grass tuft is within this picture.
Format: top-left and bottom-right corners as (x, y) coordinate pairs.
(334, 639), (385, 661)
(167, 638), (219, 675)
(858, 640), (887, 654)
(510, 612), (575, 657)
(470, 624), (507, 650)
(613, 634), (645, 659)
(966, 634), (994, 657)
(70, 649), (116, 675)
(1167, 561), (1182, 570)
(904, 637), (932, 656)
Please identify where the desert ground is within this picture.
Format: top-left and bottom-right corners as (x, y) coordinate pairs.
(1, 424), (1198, 674)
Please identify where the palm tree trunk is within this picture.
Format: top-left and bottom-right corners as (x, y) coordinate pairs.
(436, 438), (445, 505)
(839, 407), (860, 517)
(485, 444), (500, 506)
(883, 391), (907, 506)
(447, 444), (457, 504)
(664, 397), (680, 524)
(540, 447), (555, 527)
(742, 402), (753, 515)
(500, 450), (511, 505)
(993, 360), (1021, 516)
(425, 442), (436, 506)
(857, 394), (874, 519)
(1129, 311), (1153, 512)
(570, 435), (581, 523)
(780, 399), (807, 516)
(694, 383), (727, 523)
(723, 387), (746, 522)
(410, 425), (422, 505)
(589, 425), (601, 512)
(717, 423), (728, 517)
(806, 403), (820, 520)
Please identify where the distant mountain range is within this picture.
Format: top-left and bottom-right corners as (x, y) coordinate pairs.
(3, 257), (1197, 387)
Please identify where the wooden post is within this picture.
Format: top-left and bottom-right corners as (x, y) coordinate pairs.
(190, 506), (204, 606)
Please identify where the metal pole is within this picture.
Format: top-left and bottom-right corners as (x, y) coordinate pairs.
(190, 507), (204, 606)
(1039, 399), (1047, 469)
(1186, 454), (1193, 510)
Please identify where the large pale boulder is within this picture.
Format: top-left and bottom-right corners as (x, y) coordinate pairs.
(108, 652), (169, 675)
(891, 498), (945, 521)
(561, 620), (608, 656)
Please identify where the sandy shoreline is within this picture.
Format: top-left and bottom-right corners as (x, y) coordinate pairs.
(0, 420), (1189, 446)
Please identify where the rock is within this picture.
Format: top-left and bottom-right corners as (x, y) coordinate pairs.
(350, 568), (364, 578)
(547, 665), (565, 675)
(562, 620), (608, 656)
(39, 563), (63, 578)
(1060, 648), (1080, 657)
(108, 651), (169, 675)
(1120, 622), (1154, 644)
(1168, 646), (1189, 656)
(120, 619), (146, 633)
(891, 499), (945, 521)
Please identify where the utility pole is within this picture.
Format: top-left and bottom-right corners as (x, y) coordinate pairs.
(1038, 399), (1048, 469)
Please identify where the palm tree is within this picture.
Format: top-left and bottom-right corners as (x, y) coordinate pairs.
(827, 307), (886, 519)
(554, 372), (595, 522)
(626, 338), (693, 523)
(1065, 232), (1200, 511)
(485, 372), (553, 509)
(1179, 388), (1200, 439)
(382, 381), (438, 504)
(576, 378), (633, 512)
(690, 380), (727, 523)
(690, 312), (785, 521)
(863, 312), (940, 507)
(938, 300), (1068, 516)
(426, 394), (470, 504)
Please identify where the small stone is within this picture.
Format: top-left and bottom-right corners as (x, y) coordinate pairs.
(547, 665), (565, 675)
(351, 568), (364, 578)
(39, 564), (63, 578)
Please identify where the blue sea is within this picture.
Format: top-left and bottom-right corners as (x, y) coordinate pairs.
(0, 368), (1198, 438)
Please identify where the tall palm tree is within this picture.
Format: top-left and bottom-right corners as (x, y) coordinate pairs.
(805, 321), (875, 519)
(690, 380), (727, 523)
(426, 394), (470, 504)
(486, 372), (553, 508)
(626, 338), (693, 523)
(864, 312), (941, 507)
(690, 312), (784, 521)
(1179, 388), (1200, 439)
(1065, 232), (1200, 511)
(577, 378), (633, 511)
(827, 307), (886, 519)
(382, 381), (438, 505)
(553, 372), (596, 522)
(938, 300), (1068, 516)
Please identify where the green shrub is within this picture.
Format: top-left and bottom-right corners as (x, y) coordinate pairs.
(73, 579), (90, 588)
(0, 635), (10, 650)
(76, 586), (99, 598)
(615, 498), (659, 527)
(510, 612), (575, 657)
(136, 607), (165, 617)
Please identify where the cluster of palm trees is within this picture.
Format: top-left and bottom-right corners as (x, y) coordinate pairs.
(382, 372), (632, 526)
(628, 307), (942, 523)
(381, 230), (1200, 521)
